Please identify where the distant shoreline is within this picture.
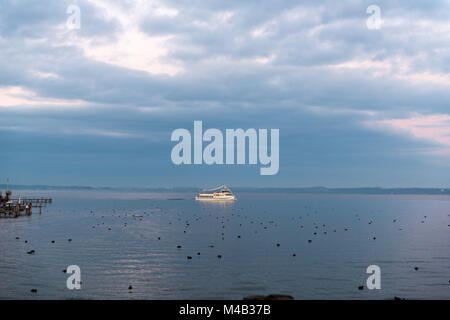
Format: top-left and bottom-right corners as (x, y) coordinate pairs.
(1, 184), (449, 195)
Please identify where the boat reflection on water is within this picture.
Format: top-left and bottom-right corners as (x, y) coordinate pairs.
(197, 200), (235, 209)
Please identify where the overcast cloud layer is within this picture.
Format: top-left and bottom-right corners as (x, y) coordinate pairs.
(1, 0), (450, 188)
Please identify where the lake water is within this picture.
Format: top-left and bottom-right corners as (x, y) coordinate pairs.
(0, 190), (449, 299)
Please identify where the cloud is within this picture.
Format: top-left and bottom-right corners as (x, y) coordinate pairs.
(367, 113), (450, 154)
(58, 0), (182, 75)
(1, 0), (450, 186)
(0, 86), (88, 108)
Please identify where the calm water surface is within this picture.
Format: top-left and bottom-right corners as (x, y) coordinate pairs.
(0, 191), (449, 299)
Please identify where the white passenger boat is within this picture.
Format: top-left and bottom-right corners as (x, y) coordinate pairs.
(195, 185), (236, 201)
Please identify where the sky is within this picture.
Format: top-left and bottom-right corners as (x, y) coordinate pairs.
(1, 0), (450, 188)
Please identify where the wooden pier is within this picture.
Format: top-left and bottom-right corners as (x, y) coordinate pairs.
(0, 198), (52, 218)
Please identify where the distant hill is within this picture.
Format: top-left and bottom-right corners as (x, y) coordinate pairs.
(234, 187), (450, 195)
(1, 184), (449, 195)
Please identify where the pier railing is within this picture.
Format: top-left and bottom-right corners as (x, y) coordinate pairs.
(10, 198), (52, 204)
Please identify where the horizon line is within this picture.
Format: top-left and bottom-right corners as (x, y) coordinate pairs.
(1, 183), (449, 192)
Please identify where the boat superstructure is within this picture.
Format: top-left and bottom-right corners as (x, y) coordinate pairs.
(195, 185), (236, 201)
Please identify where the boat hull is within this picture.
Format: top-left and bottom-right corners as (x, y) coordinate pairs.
(195, 195), (236, 201)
